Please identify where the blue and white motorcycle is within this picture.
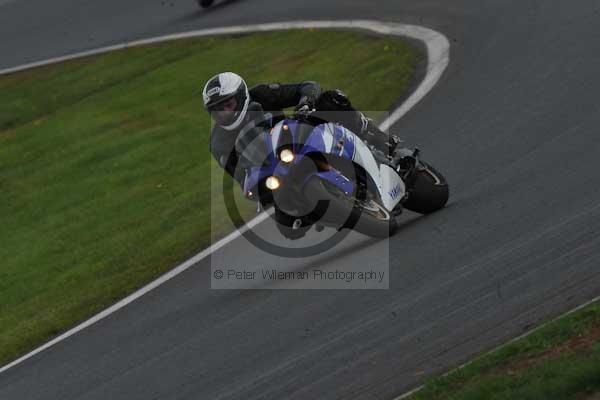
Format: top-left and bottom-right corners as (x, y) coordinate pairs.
(236, 112), (449, 238)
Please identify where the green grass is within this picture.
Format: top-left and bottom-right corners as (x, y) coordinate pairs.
(0, 30), (418, 366)
(407, 301), (600, 400)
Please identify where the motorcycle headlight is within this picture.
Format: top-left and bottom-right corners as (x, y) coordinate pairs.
(279, 148), (295, 164)
(265, 176), (281, 190)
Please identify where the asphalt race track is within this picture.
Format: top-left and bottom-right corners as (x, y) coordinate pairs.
(2, 0), (600, 399)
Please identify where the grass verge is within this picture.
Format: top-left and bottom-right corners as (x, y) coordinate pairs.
(406, 300), (600, 400)
(0, 29), (418, 366)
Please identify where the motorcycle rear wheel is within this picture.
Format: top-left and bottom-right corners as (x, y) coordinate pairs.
(402, 161), (449, 214)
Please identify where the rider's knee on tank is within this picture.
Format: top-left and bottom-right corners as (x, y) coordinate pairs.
(311, 89), (364, 135)
(314, 89), (401, 157)
(315, 89), (354, 111)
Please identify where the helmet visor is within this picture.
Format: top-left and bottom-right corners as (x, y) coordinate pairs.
(208, 96), (239, 126)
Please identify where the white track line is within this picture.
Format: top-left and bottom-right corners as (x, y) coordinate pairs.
(0, 20), (450, 374)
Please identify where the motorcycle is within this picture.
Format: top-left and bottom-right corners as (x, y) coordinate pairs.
(236, 110), (449, 238)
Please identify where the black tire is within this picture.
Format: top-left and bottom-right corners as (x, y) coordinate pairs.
(302, 177), (397, 238)
(198, 0), (214, 7)
(403, 161), (449, 214)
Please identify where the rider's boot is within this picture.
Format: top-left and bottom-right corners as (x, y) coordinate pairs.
(389, 148), (422, 217)
(391, 147), (419, 175)
(359, 114), (402, 157)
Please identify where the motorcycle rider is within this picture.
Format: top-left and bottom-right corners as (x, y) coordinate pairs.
(203, 72), (401, 239)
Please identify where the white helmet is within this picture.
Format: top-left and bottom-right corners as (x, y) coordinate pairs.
(202, 72), (250, 131)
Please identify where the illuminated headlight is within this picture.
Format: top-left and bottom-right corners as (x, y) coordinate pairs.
(279, 148), (295, 163)
(265, 176), (281, 190)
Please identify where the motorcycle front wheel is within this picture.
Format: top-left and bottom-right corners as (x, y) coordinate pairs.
(302, 177), (397, 238)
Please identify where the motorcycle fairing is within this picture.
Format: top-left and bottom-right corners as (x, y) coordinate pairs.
(299, 121), (404, 211)
(243, 119), (404, 211)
